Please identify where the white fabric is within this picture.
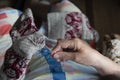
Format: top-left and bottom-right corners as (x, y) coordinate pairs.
(104, 39), (120, 64)
(47, 12), (99, 42)
(51, 0), (81, 13)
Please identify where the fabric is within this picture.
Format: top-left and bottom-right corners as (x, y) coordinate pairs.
(50, 0), (81, 13)
(103, 39), (120, 65)
(49, 0), (99, 48)
(24, 0), (50, 27)
(0, 8), (21, 26)
(10, 8), (38, 42)
(47, 12), (66, 39)
(25, 38), (99, 80)
(47, 12), (99, 43)
(0, 8), (40, 80)
(0, 32), (45, 80)
(0, 34), (12, 69)
(0, 8), (21, 68)
(0, 7), (99, 80)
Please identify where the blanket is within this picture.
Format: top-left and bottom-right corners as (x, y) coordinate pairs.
(0, 8), (99, 80)
(0, 8), (21, 68)
(25, 44), (99, 80)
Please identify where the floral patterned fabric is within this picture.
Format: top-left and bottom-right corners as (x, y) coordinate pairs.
(0, 7), (99, 80)
(47, 12), (99, 48)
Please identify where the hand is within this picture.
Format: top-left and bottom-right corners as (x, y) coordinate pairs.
(51, 38), (97, 66)
(52, 38), (120, 76)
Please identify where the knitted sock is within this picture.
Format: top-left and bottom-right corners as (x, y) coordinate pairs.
(0, 32), (45, 80)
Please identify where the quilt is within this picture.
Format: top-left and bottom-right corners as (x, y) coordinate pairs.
(0, 8), (99, 80)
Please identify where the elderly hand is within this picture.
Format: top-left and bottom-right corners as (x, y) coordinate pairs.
(52, 38), (120, 77)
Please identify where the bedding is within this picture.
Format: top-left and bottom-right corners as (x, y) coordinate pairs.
(24, 40), (99, 80)
(47, 12), (99, 42)
(0, 4), (99, 80)
(10, 8), (38, 42)
(50, 0), (81, 13)
(0, 8), (45, 80)
(0, 31), (45, 80)
(48, 0), (99, 48)
(103, 34), (120, 65)
(0, 8), (21, 68)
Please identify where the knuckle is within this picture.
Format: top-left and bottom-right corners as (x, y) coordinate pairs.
(73, 38), (80, 42)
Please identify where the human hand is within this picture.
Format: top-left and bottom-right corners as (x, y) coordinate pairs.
(51, 38), (120, 76)
(51, 38), (97, 66)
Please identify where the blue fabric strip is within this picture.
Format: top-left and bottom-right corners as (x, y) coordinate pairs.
(40, 47), (66, 80)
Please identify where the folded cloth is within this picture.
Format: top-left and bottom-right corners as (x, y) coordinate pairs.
(50, 0), (81, 13)
(47, 12), (99, 43)
(10, 8), (38, 42)
(0, 32), (45, 80)
(48, 0), (99, 48)
(0, 8), (41, 80)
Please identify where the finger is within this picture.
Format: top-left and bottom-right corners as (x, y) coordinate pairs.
(51, 41), (62, 55)
(52, 39), (75, 53)
(53, 51), (75, 62)
(53, 53), (64, 62)
(51, 39), (65, 55)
